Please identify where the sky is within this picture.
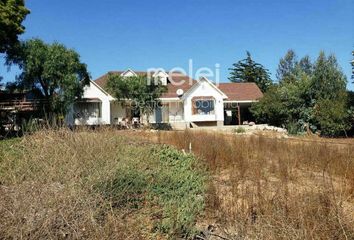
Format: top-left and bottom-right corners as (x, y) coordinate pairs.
(1, 0), (353, 90)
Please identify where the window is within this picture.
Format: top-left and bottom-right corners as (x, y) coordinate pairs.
(192, 98), (215, 115)
(74, 102), (101, 118)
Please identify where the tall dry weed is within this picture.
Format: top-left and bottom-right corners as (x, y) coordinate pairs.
(152, 130), (354, 239)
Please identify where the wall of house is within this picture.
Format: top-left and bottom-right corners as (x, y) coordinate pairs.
(183, 79), (224, 124)
(66, 81), (112, 125)
(168, 101), (184, 122)
(110, 101), (126, 124)
(143, 101), (184, 124)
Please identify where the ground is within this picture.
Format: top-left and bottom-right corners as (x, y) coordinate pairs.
(0, 128), (353, 239)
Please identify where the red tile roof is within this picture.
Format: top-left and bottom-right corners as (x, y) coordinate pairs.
(94, 71), (197, 98)
(94, 71), (263, 101)
(218, 82), (263, 101)
(161, 73), (197, 98)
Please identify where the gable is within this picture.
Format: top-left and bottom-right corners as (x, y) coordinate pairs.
(120, 69), (138, 77)
(182, 77), (228, 100)
(183, 77), (227, 99)
(82, 80), (114, 101)
(152, 70), (168, 78)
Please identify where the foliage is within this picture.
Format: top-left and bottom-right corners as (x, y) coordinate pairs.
(228, 51), (272, 92)
(233, 127), (246, 134)
(276, 50), (313, 84)
(314, 97), (349, 136)
(154, 147), (205, 236)
(0, 0), (29, 82)
(0, 0), (29, 56)
(311, 52), (347, 100)
(276, 49), (297, 83)
(251, 85), (290, 127)
(147, 146), (205, 236)
(15, 38), (90, 115)
(106, 74), (166, 121)
(251, 50), (349, 136)
(0, 130), (206, 239)
(98, 145), (206, 237)
(348, 91), (354, 133)
(352, 50), (354, 82)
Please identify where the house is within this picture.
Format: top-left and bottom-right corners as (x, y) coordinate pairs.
(0, 90), (46, 134)
(65, 69), (263, 129)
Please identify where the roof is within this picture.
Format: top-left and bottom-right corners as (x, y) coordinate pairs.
(95, 71), (148, 87)
(218, 82), (263, 101)
(93, 71), (263, 101)
(161, 73), (197, 98)
(94, 71), (197, 98)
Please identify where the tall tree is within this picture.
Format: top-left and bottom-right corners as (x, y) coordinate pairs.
(106, 74), (166, 123)
(310, 52), (348, 135)
(16, 39), (90, 116)
(228, 51), (272, 92)
(0, 0), (30, 84)
(298, 55), (313, 75)
(351, 50), (354, 83)
(311, 52), (347, 100)
(252, 51), (349, 136)
(0, 0), (29, 56)
(276, 49), (298, 83)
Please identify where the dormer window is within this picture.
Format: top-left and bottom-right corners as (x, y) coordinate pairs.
(120, 69), (137, 78)
(152, 70), (168, 85)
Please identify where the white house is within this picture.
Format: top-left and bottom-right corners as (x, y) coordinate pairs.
(66, 69), (263, 129)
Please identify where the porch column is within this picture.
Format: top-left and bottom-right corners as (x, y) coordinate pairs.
(101, 100), (111, 124)
(237, 103), (241, 125)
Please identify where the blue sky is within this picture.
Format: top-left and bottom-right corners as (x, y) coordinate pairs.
(1, 0), (353, 90)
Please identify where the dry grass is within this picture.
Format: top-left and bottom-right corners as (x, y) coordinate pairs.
(1, 128), (353, 239)
(0, 129), (206, 239)
(135, 130), (354, 239)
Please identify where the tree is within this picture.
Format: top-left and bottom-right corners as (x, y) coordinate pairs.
(16, 39), (90, 116)
(298, 55), (313, 75)
(311, 52), (347, 100)
(314, 97), (349, 136)
(251, 51), (349, 136)
(250, 85), (288, 127)
(0, 0), (29, 83)
(276, 49), (298, 83)
(310, 52), (349, 135)
(251, 73), (314, 134)
(106, 74), (166, 123)
(351, 50), (354, 83)
(0, 0), (30, 56)
(228, 51), (272, 92)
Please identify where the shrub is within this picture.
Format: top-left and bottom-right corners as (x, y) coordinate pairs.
(233, 127), (246, 134)
(0, 130), (206, 239)
(150, 146), (206, 237)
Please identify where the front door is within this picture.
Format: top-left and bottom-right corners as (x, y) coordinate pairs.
(155, 106), (162, 123)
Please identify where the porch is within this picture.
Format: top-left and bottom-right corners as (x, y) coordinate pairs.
(73, 98), (103, 125)
(223, 101), (255, 125)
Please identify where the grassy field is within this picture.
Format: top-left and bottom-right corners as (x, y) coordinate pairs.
(0, 130), (206, 239)
(0, 129), (353, 239)
(132, 130), (354, 239)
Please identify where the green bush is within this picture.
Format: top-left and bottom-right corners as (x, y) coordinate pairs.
(96, 145), (206, 238)
(97, 167), (148, 208)
(251, 51), (350, 136)
(233, 127), (246, 134)
(150, 146), (206, 237)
